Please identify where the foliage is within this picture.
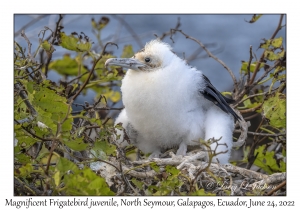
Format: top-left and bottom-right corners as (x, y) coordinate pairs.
(14, 17), (124, 195)
(253, 145), (286, 174)
(14, 14), (286, 196)
(235, 15), (286, 178)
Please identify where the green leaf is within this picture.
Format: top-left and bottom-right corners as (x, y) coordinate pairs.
(14, 129), (37, 151)
(131, 178), (144, 190)
(103, 90), (121, 103)
(240, 61), (264, 73)
(93, 141), (116, 156)
(35, 144), (50, 162)
(259, 39), (271, 49)
(282, 148), (286, 157)
(17, 163), (34, 177)
(26, 81), (34, 94)
(121, 45), (134, 58)
(28, 80), (72, 134)
(62, 136), (88, 151)
(49, 54), (88, 76)
(165, 165), (180, 176)
(60, 167), (114, 195)
(91, 17), (109, 31)
(59, 32), (92, 52)
(262, 92), (286, 128)
(191, 189), (216, 196)
(56, 157), (114, 195)
(243, 96), (252, 107)
(246, 14), (263, 23)
(264, 49), (285, 61)
(41, 40), (55, 53)
(53, 171), (61, 187)
(242, 146), (251, 163)
(147, 165), (184, 195)
(14, 152), (31, 164)
(56, 157), (80, 175)
(150, 163), (160, 173)
(253, 145), (286, 174)
(271, 37), (283, 48)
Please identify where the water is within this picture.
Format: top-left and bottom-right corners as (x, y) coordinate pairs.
(14, 14), (286, 103)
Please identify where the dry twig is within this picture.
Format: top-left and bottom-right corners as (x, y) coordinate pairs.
(170, 29), (238, 94)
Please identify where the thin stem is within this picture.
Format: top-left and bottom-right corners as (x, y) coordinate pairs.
(171, 29), (238, 95)
(249, 15), (284, 85)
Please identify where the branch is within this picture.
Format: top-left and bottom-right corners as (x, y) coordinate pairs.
(186, 43), (224, 62)
(15, 64), (42, 79)
(131, 155), (273, 181)
(249, 15), (284, 85)
(239, 103), (263, 114)
(123, 165), (157, 179)
(20, 30), (33, 60)
(266, 180), (286, 196)
(14, 119), (51, 142)
(243, 113), (260, 121)
(14, 83), (37, 117)
(66, 71), (89, 84)
(45, 14), (64, 77)
(51, 14), (64, 44)
(234, 130), (286, 137)
(112, 15), (143, 48)
(14, 15), (48, 37)
(71, 42), (118, 101)
(235, 61), (280, 103)
(246, 45), (253, 84)
(157, 17), (181, 40)
(254, 60), (282, 85)
(233, 91), (267, 108)
(252, 172), (286, 186)
(232, 107), (248, 148)
(14, 176), (42, 195)
(170, 29), (238, 94)
(45, 140), (59, 175)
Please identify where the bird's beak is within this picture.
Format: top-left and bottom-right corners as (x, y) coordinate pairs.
(105, 58), (145, 71)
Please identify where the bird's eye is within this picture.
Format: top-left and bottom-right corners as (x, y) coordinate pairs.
(145, 57), (151, 62)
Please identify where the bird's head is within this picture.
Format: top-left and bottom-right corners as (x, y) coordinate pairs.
(105, 39), (175, 72)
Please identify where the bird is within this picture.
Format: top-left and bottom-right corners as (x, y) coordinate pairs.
(105, 39), (240, 164)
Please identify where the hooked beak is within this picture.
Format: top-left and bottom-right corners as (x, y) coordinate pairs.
(105, 58), (145, 71)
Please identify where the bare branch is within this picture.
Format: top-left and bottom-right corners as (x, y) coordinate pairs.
(14, 64), (42, 79)
(239, 103), (263, 114)
(14, 176), (41, 195)
(266, 180), (286, 196)
(158, 17), (181, 40)
(234, 130), (286, 137)
(232, 108), (248, 148)
(20, 30), (33, 60)
(112, 15), (143, 48)
(66, 71), (89, 84)
(246, 45), (253, 84)
(131, 156), (276, 181)
(170, 29), (239, 94)
(14, 15), (48, 37)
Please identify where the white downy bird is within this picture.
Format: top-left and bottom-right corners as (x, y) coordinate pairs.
(105, 39), (240, 163)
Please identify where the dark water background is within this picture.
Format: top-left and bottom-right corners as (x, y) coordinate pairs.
(14, 14), (286, 107)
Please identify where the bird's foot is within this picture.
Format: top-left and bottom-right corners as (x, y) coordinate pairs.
(176, 142), (187, 156)
(148, 150), (161, 159)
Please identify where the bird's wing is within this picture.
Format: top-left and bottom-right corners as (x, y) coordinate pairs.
(201, 75), (240, 121)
